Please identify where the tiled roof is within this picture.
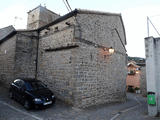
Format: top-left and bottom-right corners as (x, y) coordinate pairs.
(127, 61), (140, 68)
(0, 25), (16, 44)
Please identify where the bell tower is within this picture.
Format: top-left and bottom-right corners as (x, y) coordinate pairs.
(27, 5), (60, 30)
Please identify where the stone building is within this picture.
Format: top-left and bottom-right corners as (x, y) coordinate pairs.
(27, 5), (60, 29)
(126, 60), (146, 95)
(126, 61), (141, 91)
(0, 6), (127, 108)
(0, 26), (38, 86)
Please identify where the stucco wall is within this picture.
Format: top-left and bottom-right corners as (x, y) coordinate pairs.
(145, 37), (160, 116)
(0, 35), (16, 87)
(140, 66), (146, 96)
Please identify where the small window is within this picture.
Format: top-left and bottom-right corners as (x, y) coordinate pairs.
(128, 70), (135, 75)
(136, 68), (140, 70)
(19, 80), (25, 88)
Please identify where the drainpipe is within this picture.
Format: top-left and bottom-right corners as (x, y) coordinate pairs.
(35, 31), (40, 80)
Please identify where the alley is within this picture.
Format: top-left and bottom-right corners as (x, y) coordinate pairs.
(0, 85), (159, 120)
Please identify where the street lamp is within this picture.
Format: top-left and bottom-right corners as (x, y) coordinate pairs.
(101, 47), (115, 56)
(109, 47), (114, 54)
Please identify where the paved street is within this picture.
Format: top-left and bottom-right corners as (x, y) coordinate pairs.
(0, 85), (159, 120)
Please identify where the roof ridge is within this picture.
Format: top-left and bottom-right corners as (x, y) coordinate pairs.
(77, 8), (121, 16)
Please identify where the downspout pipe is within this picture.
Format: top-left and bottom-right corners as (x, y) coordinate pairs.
(35, 31), (40, 80)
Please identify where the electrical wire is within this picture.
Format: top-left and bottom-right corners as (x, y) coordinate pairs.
(62, 0), (70, 12)
(147, 17), (160, 37)
(65, 0), (72, 11)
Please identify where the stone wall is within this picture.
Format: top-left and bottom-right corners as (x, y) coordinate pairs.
(39, 7), (60, 27)
(73, 13), (126, 107)
(0, 31), (38, 87)
(14, 31), (38, 79)
(75, 13), (126, 51)
(27, 6), (60, 30)
(0, 9), (127, 107)
(38, 17), (76, 104)
(27, 7), (40, 29)
(0, 35), (16, 87)
(73, 44), (126, 108)
(38, 12), (127, 108)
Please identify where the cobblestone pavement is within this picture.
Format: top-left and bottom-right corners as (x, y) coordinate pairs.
(0, 85), (159, 120)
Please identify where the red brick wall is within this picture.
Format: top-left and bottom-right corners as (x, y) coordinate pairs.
(126, 66), (141, 88)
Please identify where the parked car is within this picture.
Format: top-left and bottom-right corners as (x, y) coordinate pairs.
(9, 78), (55, 110)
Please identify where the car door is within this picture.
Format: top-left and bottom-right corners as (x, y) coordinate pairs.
(17, 80), (26, 104)
(13, 79), (22, 101)
(13, 79), (25, 102)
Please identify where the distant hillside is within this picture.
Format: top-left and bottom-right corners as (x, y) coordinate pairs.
(128, 56), (145, 66)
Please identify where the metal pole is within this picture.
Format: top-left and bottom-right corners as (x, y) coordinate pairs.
(147, 17), (160, 37)
(147, 16), (149, 37)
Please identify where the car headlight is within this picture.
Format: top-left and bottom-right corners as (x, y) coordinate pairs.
(52, 95), (55, 99)
(34, 98), (42, 102)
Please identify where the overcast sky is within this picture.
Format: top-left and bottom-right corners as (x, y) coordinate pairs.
(0, 0), (160, 58)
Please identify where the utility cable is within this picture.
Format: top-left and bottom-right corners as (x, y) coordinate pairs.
(65, 0), (72, 11)
(147, 16), (160, 37)
(62, 0), (70, 12)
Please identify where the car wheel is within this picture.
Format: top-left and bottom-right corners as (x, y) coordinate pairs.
(52, 99), (56, 104)
(24, 100), (31, 110)
(9, 91), (14, 99)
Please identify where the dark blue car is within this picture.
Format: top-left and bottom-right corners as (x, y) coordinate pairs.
(9, 78), (55, 110)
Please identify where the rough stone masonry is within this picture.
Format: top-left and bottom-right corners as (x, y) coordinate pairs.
(0, 5), (127, 108)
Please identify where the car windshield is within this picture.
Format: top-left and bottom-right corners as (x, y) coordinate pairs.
(27, 81), (47, 91)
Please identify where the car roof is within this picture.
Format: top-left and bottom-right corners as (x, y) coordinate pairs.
(15, 78), (40, 82)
